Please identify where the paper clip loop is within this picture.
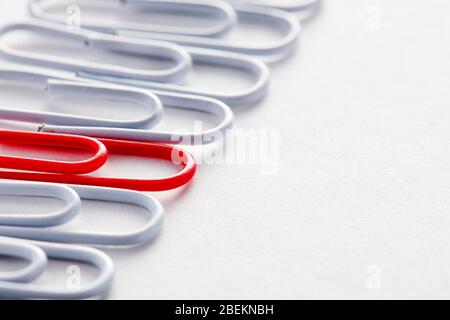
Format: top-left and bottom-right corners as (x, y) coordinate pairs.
(0, 238), (47, 283)
(0, 68), (163, 130)
(0, 182), (80, 227)
(0, 181), (166, 299)
(0, 20), (192, 83)
(0, 130), (108, 174)
(0, 184), (164, 246)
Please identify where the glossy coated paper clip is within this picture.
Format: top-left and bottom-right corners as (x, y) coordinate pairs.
(0, 68), (163, 130)
(29, 1), (300, 59)
(0, 20), (192, 83)
(0, 182), (164, 246)
(29, 0), (238, 37)
(0, 66), (233, 144)
(0, 130), (196, 191)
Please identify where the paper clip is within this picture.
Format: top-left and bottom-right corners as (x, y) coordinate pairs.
(0, 20), (192, 83)
(0, 236), (114, 300)
(81, 47), (270, 106)
(0, 66), (233, 144)
(43, 89), (235, 144)
(29, 0), (238, 37)
(0, 130), (196, 191)
(0, 68), (163, 130)
(0, 182), (164, 246)
(0, 21), (269, 105)
(0, 238), (47, 283)
(29, 1), (300, 59)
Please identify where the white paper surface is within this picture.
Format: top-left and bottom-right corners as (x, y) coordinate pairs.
(1, 0), (450, 299)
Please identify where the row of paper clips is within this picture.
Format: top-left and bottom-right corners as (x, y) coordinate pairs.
(0, 0), (321, 299)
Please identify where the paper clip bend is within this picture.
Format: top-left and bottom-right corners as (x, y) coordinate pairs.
(0, 238), (47, 283)
(226, 0), (320, 21)
(0, 181), (80, 227)
(29, 0), (238, 37)
(0, 20), (192, 83)
(0, 130), (108, 174)
(0, 238), (114, 300)
(0, 185), (164, 246)
(0, 131), (196, 191)
(0, 68), (163, 130)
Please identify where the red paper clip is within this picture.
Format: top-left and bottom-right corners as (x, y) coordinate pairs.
(0, 130), (107, 174)
(0, 130), (196, 191)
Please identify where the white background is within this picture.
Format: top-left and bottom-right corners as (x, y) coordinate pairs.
(1, 0), (450, 299)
